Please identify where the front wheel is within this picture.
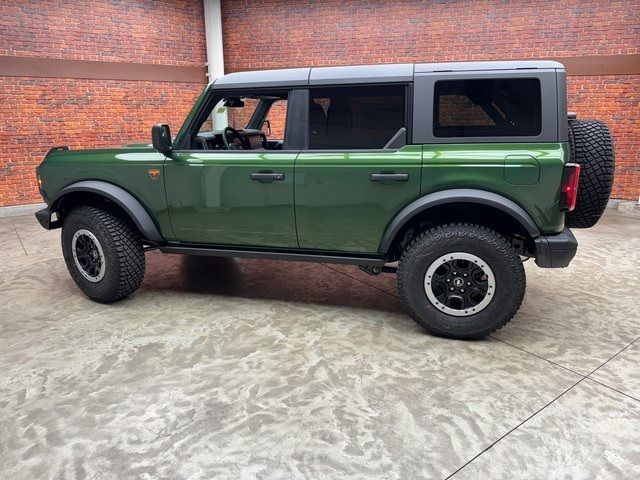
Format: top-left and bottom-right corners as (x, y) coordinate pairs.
(397, 223), (525, 339)
(62, 205), (146, 303)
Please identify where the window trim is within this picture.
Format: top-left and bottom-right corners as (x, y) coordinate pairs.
(301, 82), (412, 152)
(246, 98), (275, 130)
(412, 69), (559, 144)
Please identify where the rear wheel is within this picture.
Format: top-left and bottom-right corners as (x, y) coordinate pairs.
(62, 205), (145, 302)
(397, 223), (525, 339)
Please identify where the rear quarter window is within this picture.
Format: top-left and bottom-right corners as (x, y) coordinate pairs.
(433, 78), (541, 138)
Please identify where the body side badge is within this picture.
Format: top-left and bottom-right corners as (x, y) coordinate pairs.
(148, 168), (161, 180)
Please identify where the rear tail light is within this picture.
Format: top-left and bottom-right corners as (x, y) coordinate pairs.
(560, 163), (580, 212)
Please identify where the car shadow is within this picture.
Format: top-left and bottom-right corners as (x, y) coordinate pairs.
(141, 252), (405, 315)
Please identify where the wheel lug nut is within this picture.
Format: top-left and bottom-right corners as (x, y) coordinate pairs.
(446, 278), (451, 282)
(467, 282), (471, 286)
(450, 287), (454, 291)
(460, 288), (465, 293)
(463, 273), (468, 277)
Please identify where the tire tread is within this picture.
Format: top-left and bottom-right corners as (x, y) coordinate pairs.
(63, 205), (145, 302)
(566, 120), (615, 228)
(397, 222), (525, 338)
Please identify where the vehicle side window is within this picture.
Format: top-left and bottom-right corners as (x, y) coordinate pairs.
(197, 97), (261, 134)
(433, 78), (541, 138)
(190, 91), (289, 150)
(308, 85), (406, 149)
(262, 99), (287, 140)
(225, 98), (261, 131)
(198, 96), (287, 137)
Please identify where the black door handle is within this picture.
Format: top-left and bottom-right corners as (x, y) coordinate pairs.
(250, 172), (285, 181)
(370, 173), (409, 182)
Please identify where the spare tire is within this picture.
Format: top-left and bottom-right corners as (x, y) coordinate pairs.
(566, 119), (615, 228)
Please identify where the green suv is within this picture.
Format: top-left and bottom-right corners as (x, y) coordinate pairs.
(35, 61), (614, 338)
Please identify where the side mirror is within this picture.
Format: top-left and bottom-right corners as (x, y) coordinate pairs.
(152, 124), (172, 154)
(262, 119), (272, 136)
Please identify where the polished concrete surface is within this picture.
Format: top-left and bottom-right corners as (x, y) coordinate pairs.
(1, 212), (639, 479)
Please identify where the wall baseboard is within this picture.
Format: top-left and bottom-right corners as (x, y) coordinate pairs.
(613, 201), (640, 219)
(1, 199), (637, 220)
(0, 202), (46, 218)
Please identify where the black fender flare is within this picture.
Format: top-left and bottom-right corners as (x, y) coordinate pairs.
(378, 188), (541, 253)
(51, 180), (164, 242)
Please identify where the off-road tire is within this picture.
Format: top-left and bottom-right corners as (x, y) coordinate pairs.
(62, 205), (145, 302)
(566, 119), (615, 228)
(397, 223), (525, 339)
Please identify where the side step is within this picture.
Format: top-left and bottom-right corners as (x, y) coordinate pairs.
(159, 245), (386, 267)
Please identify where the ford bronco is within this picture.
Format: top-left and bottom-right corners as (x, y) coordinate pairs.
(35, 61), (614, 338)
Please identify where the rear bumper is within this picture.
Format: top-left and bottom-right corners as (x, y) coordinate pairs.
(35, 207), (61, 230)
(534, 227), (578, 268)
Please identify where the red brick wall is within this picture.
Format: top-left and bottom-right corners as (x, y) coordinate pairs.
(568, 75), (640, 200)
(0, 0), (206, 206)
(221, 0), (640, 200)
(0, 78), (203, 205)
(1, 0), (638, 206)
(1, 0), (206, 64)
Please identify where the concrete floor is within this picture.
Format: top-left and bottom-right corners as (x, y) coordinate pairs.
(1, 212), (639, 480)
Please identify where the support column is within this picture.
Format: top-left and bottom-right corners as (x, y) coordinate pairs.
(203, 0), (227, 129)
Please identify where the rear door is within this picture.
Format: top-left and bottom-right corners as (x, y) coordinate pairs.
(295, 84), (422, 253)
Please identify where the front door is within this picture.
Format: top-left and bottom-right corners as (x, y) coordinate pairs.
(165, 92), (298, 248)
(166, 151), (297, 247)
(295, 84), (422, 253)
